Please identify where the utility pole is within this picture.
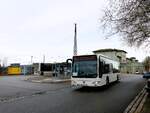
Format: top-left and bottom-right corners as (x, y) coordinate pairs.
(31, 56), (33, 64)
(73, 23), (77, 56)
(43, 55), (45, 63)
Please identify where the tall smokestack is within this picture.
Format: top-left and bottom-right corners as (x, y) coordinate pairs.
(73, 23), (77, 56)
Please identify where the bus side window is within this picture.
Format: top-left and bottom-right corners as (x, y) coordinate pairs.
(113, 68), (120, 73)
(104, 64), (110, 74)
(99, 59), (103, 77)
(110, 63), (113, 73)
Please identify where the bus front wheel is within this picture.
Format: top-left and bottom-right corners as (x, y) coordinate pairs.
(106, 77), (109, 86)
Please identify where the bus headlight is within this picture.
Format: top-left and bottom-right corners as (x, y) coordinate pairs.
(92, 81), (101, 85)
(72, 80), (76, 84)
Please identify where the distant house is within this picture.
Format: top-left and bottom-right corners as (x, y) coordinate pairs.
(126, 57), (144, 74)
(93, 48), (144, 74)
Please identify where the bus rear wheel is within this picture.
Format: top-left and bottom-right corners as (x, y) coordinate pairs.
(117, 75), (120, 82)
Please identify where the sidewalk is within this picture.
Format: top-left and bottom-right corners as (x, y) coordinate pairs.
(24, 75), (71, 83)
(123, 86), (150, 113)
(141, 94), (150, 113)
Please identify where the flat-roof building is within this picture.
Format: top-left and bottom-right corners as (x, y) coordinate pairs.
(93, 48), (144, 74)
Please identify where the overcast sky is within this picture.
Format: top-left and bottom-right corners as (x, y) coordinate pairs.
(0, 0), (149, 65)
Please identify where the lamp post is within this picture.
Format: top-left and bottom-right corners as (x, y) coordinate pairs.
(31, 56), (33, 64)
(43, 55), (45, 63)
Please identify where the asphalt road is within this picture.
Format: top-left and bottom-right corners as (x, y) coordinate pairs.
(0, 75), (146, 113)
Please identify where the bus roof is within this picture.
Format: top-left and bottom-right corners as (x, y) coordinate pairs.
(73, 54), (118, 62)
(73, 55), (97, 61)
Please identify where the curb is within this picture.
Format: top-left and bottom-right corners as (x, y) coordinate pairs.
(123, 87), (148, 113)
(31, 80), (42, 83)
(31, 79), (71, 83)
(42, 79), (71, 83)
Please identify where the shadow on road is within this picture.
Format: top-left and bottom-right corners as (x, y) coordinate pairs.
(73, 81), (120, 92)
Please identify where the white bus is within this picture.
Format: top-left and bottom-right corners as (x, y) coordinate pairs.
(71, 54), (120, 87)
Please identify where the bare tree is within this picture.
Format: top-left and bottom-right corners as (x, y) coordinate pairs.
(143, 56), (150, 72)
(101, 0), (150, 47)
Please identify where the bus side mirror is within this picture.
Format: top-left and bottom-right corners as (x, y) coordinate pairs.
(66, 59), (72, 65)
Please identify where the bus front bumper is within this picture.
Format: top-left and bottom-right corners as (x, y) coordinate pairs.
(71, 80), (105, 87)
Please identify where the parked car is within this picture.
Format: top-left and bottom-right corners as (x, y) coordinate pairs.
(143, 72), (150, 79)
(135, 71), (140, 74)
(145, 79), (150, 93)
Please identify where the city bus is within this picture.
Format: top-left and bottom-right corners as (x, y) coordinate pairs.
(71, 54), (120, 87)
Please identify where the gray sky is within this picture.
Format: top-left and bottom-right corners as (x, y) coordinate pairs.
(0, 0), (149, 65)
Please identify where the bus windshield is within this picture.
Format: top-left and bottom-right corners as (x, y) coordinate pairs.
(72, 56), (97, 78)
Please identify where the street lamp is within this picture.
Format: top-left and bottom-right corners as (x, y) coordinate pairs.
(31, 56), (33, 64)
(43, 55), (45, 63)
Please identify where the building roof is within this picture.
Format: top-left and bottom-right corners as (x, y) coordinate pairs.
(130, 57), (136, 59)
(126, 58), (131, 60)
(93, 48), (127, 53)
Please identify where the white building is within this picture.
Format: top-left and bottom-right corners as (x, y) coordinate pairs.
(93, 48), (144, 74)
